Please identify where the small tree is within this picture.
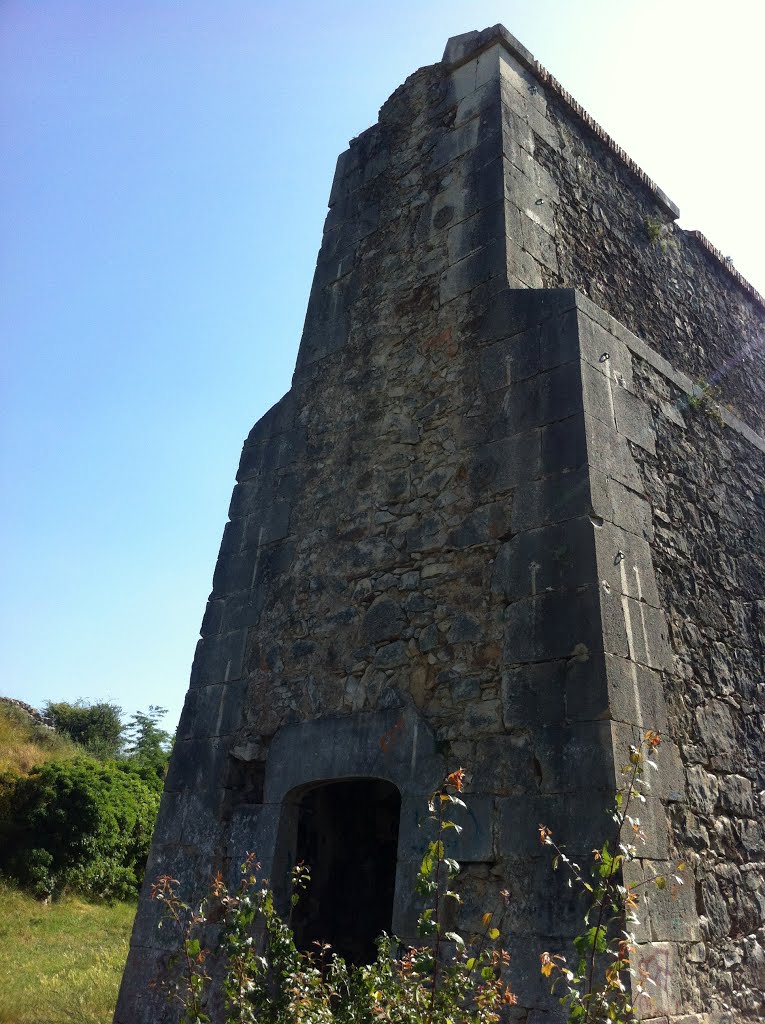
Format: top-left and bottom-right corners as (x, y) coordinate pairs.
(44, 699), (124, 759)
(124, 705), (172, 780)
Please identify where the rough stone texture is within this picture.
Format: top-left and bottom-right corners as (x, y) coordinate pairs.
(627, 349), (765, 1021)
(116, 25), (765, 1024)
(476, 32), (765, 436)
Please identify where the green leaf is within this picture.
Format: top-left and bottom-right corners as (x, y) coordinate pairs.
(419, 841), (443, 878)
(488, 927), (500, 940)
(654, 875), (666, 890)
(573, 926), (608, 956)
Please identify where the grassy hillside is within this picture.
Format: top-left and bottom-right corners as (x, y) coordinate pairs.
(0, 704), (137, 1021)
(0, 702), (77, 776)
(0, 883), (135, 1024)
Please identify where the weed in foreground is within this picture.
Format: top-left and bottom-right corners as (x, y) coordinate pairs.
(153, 768), (514, 1024)
(154, 734), (675, 1024)
(539, 730), (684, 1023)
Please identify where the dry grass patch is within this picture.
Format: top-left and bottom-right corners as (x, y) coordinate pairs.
(0, 704), (77, 776)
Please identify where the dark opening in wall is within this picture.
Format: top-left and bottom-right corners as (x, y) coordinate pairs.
(222, 756), (265, 820)
(290, 778), (400, 965)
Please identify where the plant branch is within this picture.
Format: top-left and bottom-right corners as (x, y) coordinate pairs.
(428, 790), (445, 1024)
(583, 756), (641, 1024)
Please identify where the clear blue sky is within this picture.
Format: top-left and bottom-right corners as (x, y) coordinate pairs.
(2, 0), (763, 732)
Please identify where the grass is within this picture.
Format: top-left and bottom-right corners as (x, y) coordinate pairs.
(0, 704), (140, 1021)
(0, 883), (135, 1024)
(0, 704), (78, 776)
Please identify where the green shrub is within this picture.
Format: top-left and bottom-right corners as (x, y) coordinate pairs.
(0, 756), (160, 900)
(43, 701), (124, 760)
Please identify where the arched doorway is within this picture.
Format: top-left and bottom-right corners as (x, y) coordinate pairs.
(288, 778), (401, 964)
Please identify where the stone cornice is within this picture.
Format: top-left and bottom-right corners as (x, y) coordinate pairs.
(443, 25), (764, 311)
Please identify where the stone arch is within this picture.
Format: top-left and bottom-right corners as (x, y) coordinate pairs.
(226, 706), (444, 944)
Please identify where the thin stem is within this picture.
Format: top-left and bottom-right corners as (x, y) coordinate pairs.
(427, 791), (445, 1024)
(163, 892), (200, 1015)
(583, 757), (640, 1024)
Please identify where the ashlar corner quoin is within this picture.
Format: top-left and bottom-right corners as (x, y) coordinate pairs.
(116, 25), (765, 1024)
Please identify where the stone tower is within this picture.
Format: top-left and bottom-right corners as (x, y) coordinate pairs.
(116, 25), (765, 1023)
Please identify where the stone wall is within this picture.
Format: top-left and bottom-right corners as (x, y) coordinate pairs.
(116, 25), (765, 1024)
(535, 97), (765, 437)
(440, 26), (765, 434)
(629, 338), (765, 1019)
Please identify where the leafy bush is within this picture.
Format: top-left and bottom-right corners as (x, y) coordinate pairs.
(44, 700), (124, 760)
(0, 756), (161, 900)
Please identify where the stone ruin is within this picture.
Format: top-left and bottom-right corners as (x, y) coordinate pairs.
(0, 696), (51, 728)
(116, 25), (765, 1023)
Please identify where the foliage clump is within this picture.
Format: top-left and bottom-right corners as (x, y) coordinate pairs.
(687, 379), (725, 426)
(644, 215), (676, 251)
(0, 756), (161, 900)
(44, 700), (125, 760)
(0, 699), (173, 901)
